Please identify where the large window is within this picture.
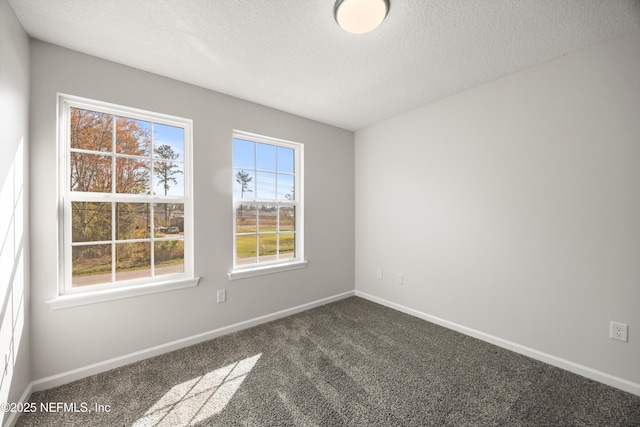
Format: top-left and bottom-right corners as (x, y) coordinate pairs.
(231, 131), (304, 277)
(58, 94), (196, 300)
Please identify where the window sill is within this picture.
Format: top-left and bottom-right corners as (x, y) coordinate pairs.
(228, 260), (308, 281)
(48, 277), (200, 310)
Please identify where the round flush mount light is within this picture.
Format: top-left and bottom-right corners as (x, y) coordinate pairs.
(334, 0), (390, 34)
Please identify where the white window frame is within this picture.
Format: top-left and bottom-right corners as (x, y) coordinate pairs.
(50, 94), (198, 309)
(228, 130), (306, 280)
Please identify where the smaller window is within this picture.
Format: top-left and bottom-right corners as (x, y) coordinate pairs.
(231, 131), (304, 277)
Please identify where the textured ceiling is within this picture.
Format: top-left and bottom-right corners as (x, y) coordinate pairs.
(8, 0), (640, 131)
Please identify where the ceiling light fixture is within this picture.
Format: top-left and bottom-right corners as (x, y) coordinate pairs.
(334, 0), (389, 34)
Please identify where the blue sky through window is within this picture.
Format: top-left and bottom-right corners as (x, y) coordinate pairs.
(152, 124), (185, 196)
(233, 138), (294, 200)
(154, 124), (184, 161)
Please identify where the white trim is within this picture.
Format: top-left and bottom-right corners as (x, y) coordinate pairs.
(355, 290), (640, 397)
(56, 93), (196, 298)
(10, 289), (637, 427)
(32, 291), (354, 393)
(232, 130), (304, 271)
(233, 129), (301, 150)
(3, 382), (33, 427)
(48, 277), (200, 309)
(228, 260), (308, 280)
(57, 93), (193, 128)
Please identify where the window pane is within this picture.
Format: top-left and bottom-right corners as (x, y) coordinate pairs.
(256, 172), (276, 199)
(153, 124), (185, 161)
(277, 146), (294, 174)
(258, 234), (277, 260)
(236, 235), (257, 265)
(258, 204), (277, 232)
(256, 143), (276, 172)
(116, 117), (150, 156)
(72, 244), (112, 286)
(70, 152), (112, 193)
(233, 139), (254, 169)
(278, 233), (295, 259)
(234, 169), (255, 199)
(70, 108), (113, 152)
(236, 204), (256, 233)
(154, 240), (184, 276)
(279, 206), (295, 232)
(277, 174), (294, 200)
(115, 157), (149, 194)
(72, 202), (111, 242)
(153, 160), (184, 196)
(154, 203), (184, 237)
(116, 242), (151, 281)
(117, 203), (150, 240)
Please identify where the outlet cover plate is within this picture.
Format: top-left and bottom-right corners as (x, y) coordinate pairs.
(217, 289), (226, 303)
(610, 321), (628, 342)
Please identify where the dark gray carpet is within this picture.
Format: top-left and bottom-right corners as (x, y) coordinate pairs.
(17, 297), (640, 426)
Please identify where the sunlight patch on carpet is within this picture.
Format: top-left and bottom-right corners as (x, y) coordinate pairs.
(132, 353), (261, 426)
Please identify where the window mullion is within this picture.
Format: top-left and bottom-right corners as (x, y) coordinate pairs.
(276, 206), (280, 260)
(150, 202), (155, 277)
(111, 115), (118, 283)
(71, 239), (114, 247)
(255, 205), (260, 263)
(150, 122), (155, 197)
(112, 114), (117, 195)
(111, 201), (116, 283)
(70, 193), (186, 204)
(111, 115), (117, 283)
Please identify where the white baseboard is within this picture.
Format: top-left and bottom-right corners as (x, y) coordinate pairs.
(355, 290), (640, 397)
(29, 290), (355, 394)
(8, 288), (637, 427)
(3, 382), (33, 427)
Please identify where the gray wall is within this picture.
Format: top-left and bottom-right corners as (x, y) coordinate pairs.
(29, 40), (354, 380)
(355, 31), (640, 385)
(0, 0), (31, 423)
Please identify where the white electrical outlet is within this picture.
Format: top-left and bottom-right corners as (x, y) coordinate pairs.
(610, 321), (628, 342)
(217, 289), (226, 303)
(376, 269), (383, 280)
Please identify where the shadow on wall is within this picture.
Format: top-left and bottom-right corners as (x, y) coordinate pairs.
(0, 139), (27, 424)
